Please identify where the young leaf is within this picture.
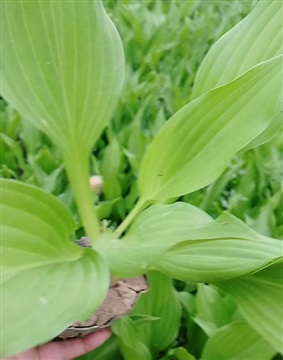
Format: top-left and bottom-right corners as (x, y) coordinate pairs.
(168, 347), (196, 360)
(156, 235), (282, 282)
(0, 0), (125, 154)
(94, 202), (213, 277)
(101, 139), (122, 178)
(138, 56), (283, 202)
(194, 284), (234, 337)
(126, 202), (213, 240)
(191, 1), (283, 148)
(201, 321), (276, 360)
(112, 317), (152, 360)
(76, 335), (120, 360)
(131, 272), (182, 356)
(192, 1), (283, 98)
(154, 215), (282, 282)
(1, 180), (110, 357)
(94, 204), (282, 282)
(217, 260), (283, 354)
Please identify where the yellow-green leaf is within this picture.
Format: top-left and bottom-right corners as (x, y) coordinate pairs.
(1, 180), (110, 357)
(217, 260), (283, 354)
(1, 0), (125, 154)
(138, 56), (282, 202)
(192, 1), (283, 98)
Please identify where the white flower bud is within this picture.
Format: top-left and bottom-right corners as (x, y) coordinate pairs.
(89, 175), (103, 194)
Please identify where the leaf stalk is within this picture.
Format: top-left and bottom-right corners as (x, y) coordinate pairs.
(64, 146), (100, 243)
(115, 197), (148, 237)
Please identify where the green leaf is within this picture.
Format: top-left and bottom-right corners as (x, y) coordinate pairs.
(192, 1), (283, 98)
(191, 1), (283, 149)
(1, 0), (125, 154)
(21, 117), (42, 155)
(96, 199), (117, 220)
(217, 261), (283, 354)
(201, 321), (276, 360)
(169, 347), (196, 360)
(75, 335), (120, 360)
(126, 202), (212, 241)
(131, 272), (182, 356)
(94, 202), (213, 277)
(144, 205), (282, 283)
(138, 56), (283, 202)
(0, 133), (27, 172)
(1, 180), (110, 357)
(103, 176), (122, 201)
(0, 105), (21, 139)
(177, 291), (195, 315)
(240, 111), (283, 151)
(155, 212), (282, 282)
(95, 203), (282, 282)
(127, 119), (149, 174)
(112, 317), (152, 360)
(93, 234), (146, 278)
(101, 138), (122, 178)
(194, 284), (234, 337)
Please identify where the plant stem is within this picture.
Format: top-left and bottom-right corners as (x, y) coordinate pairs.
(115, 197), (148, 238)
(64, 147), (100, 243)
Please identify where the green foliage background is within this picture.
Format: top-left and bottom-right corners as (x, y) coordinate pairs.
(1, 0), (282, 359)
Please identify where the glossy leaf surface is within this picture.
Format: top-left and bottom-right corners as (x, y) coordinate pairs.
(1, 180), (110, 357)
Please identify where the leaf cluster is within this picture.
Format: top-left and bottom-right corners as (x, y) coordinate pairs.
(1, 0), (282, 359)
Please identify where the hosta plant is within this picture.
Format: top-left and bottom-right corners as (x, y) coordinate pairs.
(1, 0), (282, 358)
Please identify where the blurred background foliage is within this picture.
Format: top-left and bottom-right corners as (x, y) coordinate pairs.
(1, 0), (282, 358)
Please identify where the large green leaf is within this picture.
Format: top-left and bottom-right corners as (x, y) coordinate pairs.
(192, 1), (283, 98)
(191, 1), (283, 148)
(94, 203), (282, 282)
(201, 321), (276, 360)
(0, 0), (125, 154)
(1, 180), (110, 357)
(154, 212), (282, 282)
(217, 261), (283, 354)
(138, 55), (283, 202)
(94, 202), (213, 277)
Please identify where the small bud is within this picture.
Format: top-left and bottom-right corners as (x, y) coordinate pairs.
(89, 175), (103, 194)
